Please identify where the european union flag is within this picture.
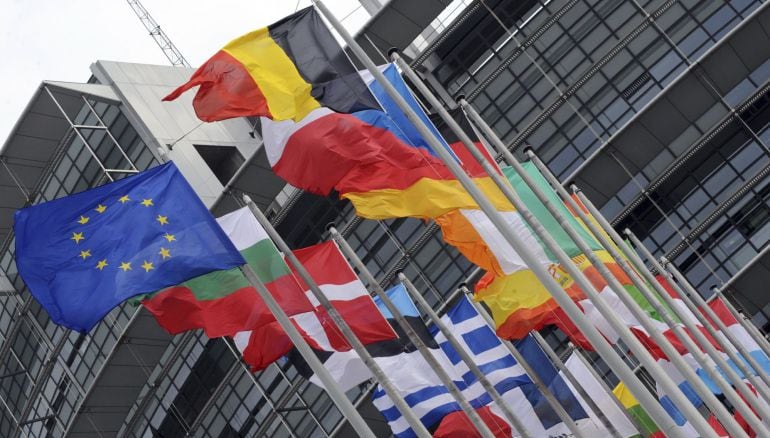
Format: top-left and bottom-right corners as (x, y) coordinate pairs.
(14, 162), (246, 332)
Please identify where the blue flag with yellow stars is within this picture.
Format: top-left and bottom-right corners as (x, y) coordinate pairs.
(13, 162), (246, 333)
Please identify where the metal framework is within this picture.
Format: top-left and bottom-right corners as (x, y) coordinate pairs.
(0, 85), (144, 436)
(125, 0), (191, 68)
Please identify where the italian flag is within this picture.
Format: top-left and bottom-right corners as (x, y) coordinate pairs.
(141, 207), (313, 338)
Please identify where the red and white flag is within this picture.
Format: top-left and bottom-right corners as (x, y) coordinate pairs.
(233, 241), (396, 372)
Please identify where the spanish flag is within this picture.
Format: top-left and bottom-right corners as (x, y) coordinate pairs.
(163, 7), (378, 122)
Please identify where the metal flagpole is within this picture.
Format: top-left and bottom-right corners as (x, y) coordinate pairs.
(513, 148), (756, 435)
(458, 286), (586, 436)
(241, 196), (431, 437)
(328, 227), (497, 438)
(528, 331), (623, 438)
(712, 285), (770, 359)
(662, 256), (770, 399)
(397, 42), (714, 433)
(571, 184), (770, 427)
(237, 263), (375, 438)
(458, 92), (738, 436)
(397, 274), (535, 438)
(567, 344), (648, 435)
(313, 0), (679, 432)
(621, 229), (770, 418)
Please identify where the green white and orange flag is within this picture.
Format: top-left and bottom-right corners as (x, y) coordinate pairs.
(140, 207), (314, 338)
(438, 162), (601, 339)
(442, 162), (677, 350)
(163, 7), (378, 122)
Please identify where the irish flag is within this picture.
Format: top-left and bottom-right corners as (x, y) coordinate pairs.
(141, 207), (313, 338)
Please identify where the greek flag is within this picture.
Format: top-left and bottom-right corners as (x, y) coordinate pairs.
(373, 291), (588, 437)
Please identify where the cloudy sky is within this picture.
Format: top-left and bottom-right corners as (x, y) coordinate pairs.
(0, 0), (371, 143)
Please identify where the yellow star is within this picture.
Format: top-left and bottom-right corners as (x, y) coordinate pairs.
(118, 195), (130, 204)
(96, 259), (108, 270)
(77, 215), (89, 225)
(95, 204), (107, 214)
(71, 232), (84, 244)
(156, 215), (168, 225)
(119, 262), (132, 272)
(141, 261), (154, 272)
(141, 199), (154, 207)
(159, 247), (171, 259)
(79, 249), (91, 260)
(163, 233), (176, 242)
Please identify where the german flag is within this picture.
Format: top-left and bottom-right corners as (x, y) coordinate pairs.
(163, 7), (378, 122)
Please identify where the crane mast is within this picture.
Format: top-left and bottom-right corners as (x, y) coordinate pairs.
(126, 0), (191, 67)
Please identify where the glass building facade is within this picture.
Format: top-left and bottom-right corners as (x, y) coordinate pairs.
(1, 0), (770, 436)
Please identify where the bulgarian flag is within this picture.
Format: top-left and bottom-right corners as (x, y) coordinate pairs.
(141, 207), (314, 338)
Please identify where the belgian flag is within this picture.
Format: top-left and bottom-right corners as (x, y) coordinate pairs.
(163, 7), (379, 122)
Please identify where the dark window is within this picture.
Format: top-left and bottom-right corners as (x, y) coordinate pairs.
(194, 145), (245, 186)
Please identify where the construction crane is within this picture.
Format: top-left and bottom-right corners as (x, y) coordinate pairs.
(126, 0), (191, 68)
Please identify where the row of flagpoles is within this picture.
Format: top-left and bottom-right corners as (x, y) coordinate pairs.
(313, 1), (770, 435)
(11, 1), (770, 437)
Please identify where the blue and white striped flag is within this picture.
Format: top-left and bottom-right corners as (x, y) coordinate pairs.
(372, 291), (591, 437)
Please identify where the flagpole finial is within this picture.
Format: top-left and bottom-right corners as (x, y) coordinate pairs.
(622, 228), (633, 237)
(569, 184), (581, 193)
(659, 256), (670, 265)
(387, 47), (399, 57)
(455, 94), (466, 103)
(523, 146), (536, 157)
(325, 222), (337, 232)
(396, 272), (406, 281)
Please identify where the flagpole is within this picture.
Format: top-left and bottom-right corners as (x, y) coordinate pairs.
(314, 0), (679, 432)
(620, 230), (770, 416)
(568, 185), (770, 425)
(460, 91), (741, 436)
(237, 263), (375, 438)
(458, 286), (587, 436)
(528, 331), (623, 437)
(397, 274), (535, 438)
(392, 49), (716, 433)
(512, 146), (760, 433)
(661, 256), (770, 398)
(328, 227), (497, 438)
(712, 285), (770, 358)
(566, 343), (648, 435)
(241, 195), (431, 437)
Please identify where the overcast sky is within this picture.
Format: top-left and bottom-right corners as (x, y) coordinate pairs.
(0, 0), (371, 144)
